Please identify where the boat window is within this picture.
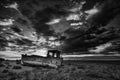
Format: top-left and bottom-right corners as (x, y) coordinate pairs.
(49, 52), (53, 57)
(54, 53), (57, 57)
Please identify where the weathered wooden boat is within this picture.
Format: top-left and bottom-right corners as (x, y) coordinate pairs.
(21, 50), (63, 68)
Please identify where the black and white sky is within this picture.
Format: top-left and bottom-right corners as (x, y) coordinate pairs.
(0, 0), (120, 58)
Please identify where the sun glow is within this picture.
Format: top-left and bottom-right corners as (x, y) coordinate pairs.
(32, 48), (48, 57)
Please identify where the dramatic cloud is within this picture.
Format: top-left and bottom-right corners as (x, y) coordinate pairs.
(0, 18), (14, 26)
(0, 0), (120, 59)
(89, 43), (112, 53)
(46, 18), (61, 25)
(4, 2), (18, 10)
(85, 3), (100, 20)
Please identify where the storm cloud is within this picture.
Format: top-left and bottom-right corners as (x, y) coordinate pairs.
(0, 0), (120, 56)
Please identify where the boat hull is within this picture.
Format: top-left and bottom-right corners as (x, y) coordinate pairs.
(21, 55), (62, 68)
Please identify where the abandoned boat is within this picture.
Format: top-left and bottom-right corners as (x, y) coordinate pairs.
(21, 50), (63, 68)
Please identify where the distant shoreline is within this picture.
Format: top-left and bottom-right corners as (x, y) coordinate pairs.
(1, 54), (120, 61)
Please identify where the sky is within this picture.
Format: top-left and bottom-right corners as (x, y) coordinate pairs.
(0, 0), (120, 59)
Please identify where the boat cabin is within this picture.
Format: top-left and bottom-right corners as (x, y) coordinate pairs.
(47, 50), (61, 58)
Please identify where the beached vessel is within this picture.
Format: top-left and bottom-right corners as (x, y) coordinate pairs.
(21, 50), (63, 68)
